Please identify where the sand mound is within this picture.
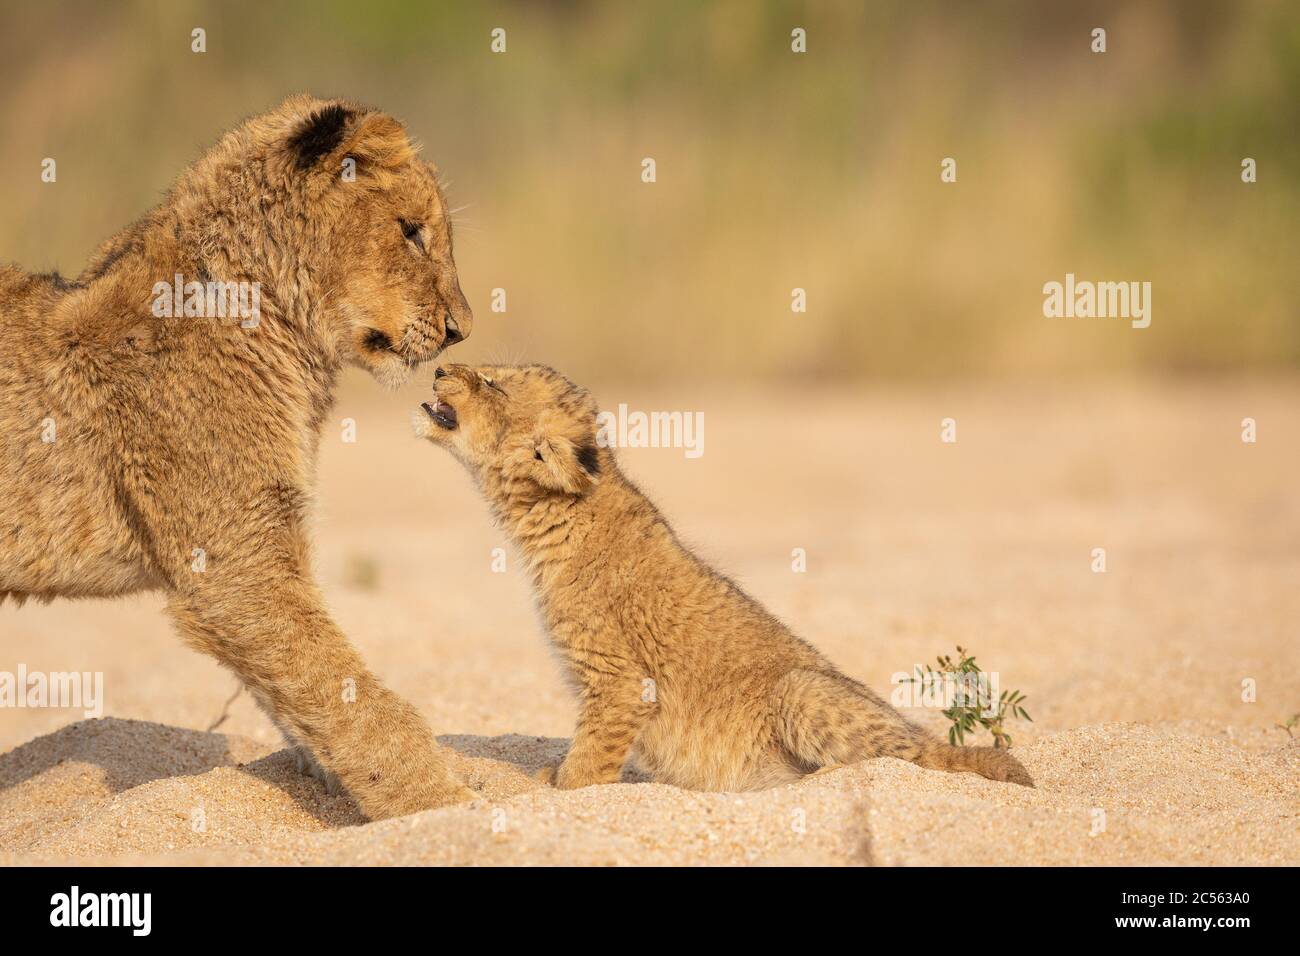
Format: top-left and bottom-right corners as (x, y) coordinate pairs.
(0, 717), (1294, 865)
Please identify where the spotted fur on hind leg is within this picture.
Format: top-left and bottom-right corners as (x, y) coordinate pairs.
(774, 669), (927, 769)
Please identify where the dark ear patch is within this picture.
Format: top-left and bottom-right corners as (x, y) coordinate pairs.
(288, 104), (354, 169)
(576, 442), (600, 476)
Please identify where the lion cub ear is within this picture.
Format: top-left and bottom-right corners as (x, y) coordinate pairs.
(287, 104), (415, 178)
(533, 432), (601, 495)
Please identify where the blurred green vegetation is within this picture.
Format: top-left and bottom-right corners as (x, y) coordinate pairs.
(0, 0), (1296, 382)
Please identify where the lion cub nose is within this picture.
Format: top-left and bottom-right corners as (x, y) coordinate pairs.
(443, 315), (463, 345)
(434, 367), (448, 380)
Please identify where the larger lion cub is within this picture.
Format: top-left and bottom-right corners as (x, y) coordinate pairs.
(0, 96), (475, 819)
(417, 364), (1033, 791)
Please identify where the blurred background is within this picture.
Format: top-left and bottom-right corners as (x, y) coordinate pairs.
(1, 0), (1296, 384)
(2, 6), (1298, 865)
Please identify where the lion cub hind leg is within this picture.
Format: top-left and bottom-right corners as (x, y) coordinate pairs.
(774, 669), (927, 772)
(773, 669), (1034, 787)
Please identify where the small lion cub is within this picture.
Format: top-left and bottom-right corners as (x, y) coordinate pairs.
(416, 364), (1033, 791)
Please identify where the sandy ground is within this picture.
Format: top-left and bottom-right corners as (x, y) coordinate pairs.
(1, 377), (1297, 865)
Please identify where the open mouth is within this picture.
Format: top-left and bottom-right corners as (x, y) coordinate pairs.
(421, 400), (458, 430)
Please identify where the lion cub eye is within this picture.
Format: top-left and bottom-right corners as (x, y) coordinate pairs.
(399, 219), (425, 252)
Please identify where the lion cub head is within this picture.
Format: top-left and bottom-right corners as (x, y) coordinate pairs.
(417, 364), (602, 496)
(262, 96), (474, 386)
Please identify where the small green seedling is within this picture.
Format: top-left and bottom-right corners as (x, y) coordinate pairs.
(902, 645), (1031, 748)
(1275, 713), (1299, 739)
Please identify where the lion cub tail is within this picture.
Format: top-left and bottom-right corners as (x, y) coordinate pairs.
(916, 740), (1035, 787)
(773, 668), (1035, 787)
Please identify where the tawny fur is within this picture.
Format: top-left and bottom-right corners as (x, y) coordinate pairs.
(0, 95), (477, 819)
(419, 365), (1034, 791)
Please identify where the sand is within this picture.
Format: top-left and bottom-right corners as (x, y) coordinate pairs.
(1, 379), (1297, 865)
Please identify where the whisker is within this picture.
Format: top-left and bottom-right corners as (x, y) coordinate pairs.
(486, 342), (533, 368)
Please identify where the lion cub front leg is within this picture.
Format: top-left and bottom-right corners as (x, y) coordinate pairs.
(543, 679), (656, 789)
(171, 569), (474, 820)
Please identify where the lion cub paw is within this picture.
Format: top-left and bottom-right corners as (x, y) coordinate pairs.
(535, 764), (559, 786)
